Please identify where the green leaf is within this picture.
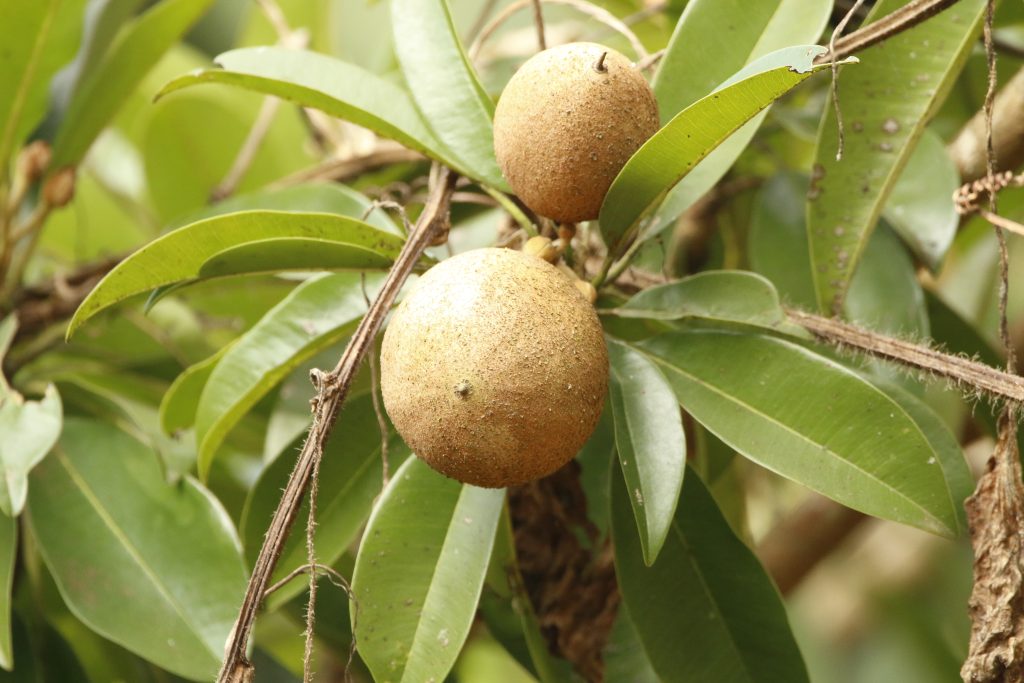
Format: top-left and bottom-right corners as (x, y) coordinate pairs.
(26, 419), (247, 681)
(170, 182), (400, 234)
(197, 237), (395, 279)
(49, 0), (216, 170)
(241, 393), (410, 609)
(600, 46), (841, 254)
(607, 340), (685, 565)
(480, 505), (578, 683)
(195, 272), (378, 478)
(882, 129), (959, 270)
(0, 516), (14, 671)
(606, 270), (804, 336)
(639, 330), (960, 536)
(806, 0), (986, 312)
(0, 0), (86, 178)
(67, 211), (404, 337)
(159, 344), (232, 434)
(603, 607), (659, 683)
(643, 0), (831, 234)
(0, 384), (62, 517)
(157, 47), (466, 174)
(870, 378), (973, 537)
(653, 0), (830, 120)
(352, 457), (504, 683)
(612, 465), (808, 683)
(390, 0), (506, 189)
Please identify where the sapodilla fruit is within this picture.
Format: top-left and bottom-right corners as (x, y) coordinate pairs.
(493, 42), (660, 223)
(380, 248), (608, 488)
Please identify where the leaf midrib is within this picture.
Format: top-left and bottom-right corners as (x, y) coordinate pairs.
(53, 447), (216, 661)
(639, 346), (945, 529)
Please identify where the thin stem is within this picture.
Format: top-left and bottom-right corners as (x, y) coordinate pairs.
(216, 166), (458, 683)
(468, 0), (648, 62)
(481, 185), (537, 236)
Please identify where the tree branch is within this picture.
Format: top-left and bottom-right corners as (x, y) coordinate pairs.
(217, 167), (457, 683)
(787, 308), (1024, 403)
(815, 0), (965, 64)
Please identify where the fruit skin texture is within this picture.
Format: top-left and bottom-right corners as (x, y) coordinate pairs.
(493, 42), (660, 223)
(380, 248), (609, 488)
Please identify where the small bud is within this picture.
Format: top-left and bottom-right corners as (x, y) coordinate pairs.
(522, 235), (559, 263)
(574, 280), (597, 304)
(42, 167), (76, 208)
(16, 141), (51, 183)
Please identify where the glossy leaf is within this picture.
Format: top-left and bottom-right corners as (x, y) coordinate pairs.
(653, 0), (830, 120)
(197, 237), (394, 279)
(604, 607), (659, 683)
(645, 0), (831, 233)
(26, 420), (247, 681)
(0, 516), (13, 671)
(67, 211), (404, 337)
(391, 0), (505, 189)
(870, 378), (973, 536)
(157, 47), (466, 174)
(601, 46), (841, 254)
(195, 273), (379, 478)
(607, 340), (685, 565)
(49, 0), (216, 170)
(241, 393), (410, 608)
(606, 270), (803, 337)
(352, 457), (504, 683)
(882, 129), (959, 270)
(612, 465), (808, 682)
(640, 330), (960, 536)
(0, 0), (86, 174)
(159, 344), (232, 434)
(806, 0), (986, 312)
(170, 182), (400, 234)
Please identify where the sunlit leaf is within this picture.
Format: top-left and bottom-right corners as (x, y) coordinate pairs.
(67, 211), (404, 337)
(601, 46), (841, 255)
(391, 0), (506, 189)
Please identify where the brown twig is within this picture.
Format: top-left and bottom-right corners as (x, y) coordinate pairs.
(271, 146), (425, 189)
(216, 166), (457, 683)
(468, 0), (648, 62)
(827, 0), (866, 162)
(530, 0), (547, 51)
(787, 309), (1024, 403)
(814, 0), (966, 65)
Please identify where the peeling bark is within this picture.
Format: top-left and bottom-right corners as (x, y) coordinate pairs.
(962, 416), (1024, 682)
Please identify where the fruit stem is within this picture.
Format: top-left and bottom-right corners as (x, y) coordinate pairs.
(593, 51), (608, 73)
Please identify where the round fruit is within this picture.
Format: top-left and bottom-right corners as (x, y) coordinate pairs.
(493, 42), (660, 223)
(380, 248), (609, 488)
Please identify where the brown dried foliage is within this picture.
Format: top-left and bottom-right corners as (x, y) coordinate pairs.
(962, 418), (1024, 683)
(509, 462), (618, 682)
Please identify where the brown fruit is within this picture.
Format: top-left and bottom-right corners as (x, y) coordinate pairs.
(493, 42), (660, 223)
(380, 248), (609, 488)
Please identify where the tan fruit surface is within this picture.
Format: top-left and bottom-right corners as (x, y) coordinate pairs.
(380, 248), (609, 487)
(493, 42), (660, 223)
